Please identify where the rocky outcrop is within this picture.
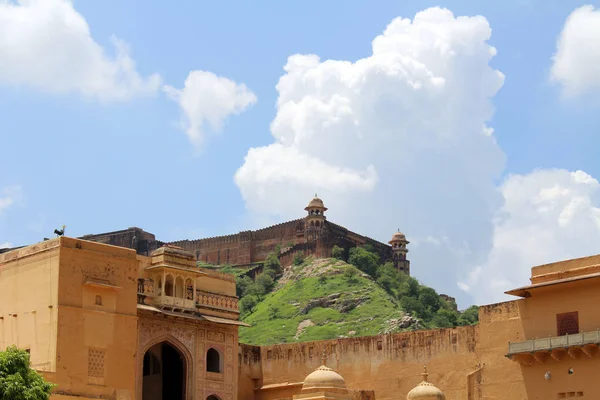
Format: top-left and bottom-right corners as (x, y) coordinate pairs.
(383, 315), (421, 333)
(300, 292), (369, 314)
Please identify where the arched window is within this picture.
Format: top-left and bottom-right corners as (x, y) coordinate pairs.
(315, 221), (320, 227)
(206, 348), (221, 373)
(310, 221), (315, 227)
(175, 277), (184, 298)
(165, 275), (174, 296)
(95, 295), (102, 306)
(207, 396), (221, 400)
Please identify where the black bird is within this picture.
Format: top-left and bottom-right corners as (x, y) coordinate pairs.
(54, 225), (66, 236)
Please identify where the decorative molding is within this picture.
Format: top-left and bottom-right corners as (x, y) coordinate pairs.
(207, 330), (225, 343)
(139, 319), (196, 356)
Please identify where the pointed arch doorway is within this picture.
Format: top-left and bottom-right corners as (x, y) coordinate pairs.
(142, 341), (187, 400)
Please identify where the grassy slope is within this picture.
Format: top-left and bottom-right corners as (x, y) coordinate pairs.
(239, 259), (404, 345)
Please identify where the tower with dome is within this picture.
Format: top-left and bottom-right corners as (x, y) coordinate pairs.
(80, 195), (410, 275)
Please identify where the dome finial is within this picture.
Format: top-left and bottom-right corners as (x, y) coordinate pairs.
(422, 365), (429, 382)
(321, 349), (327, 366)
(315, 192), (318, 198)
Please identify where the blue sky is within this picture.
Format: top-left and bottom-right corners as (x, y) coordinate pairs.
(1, 0), (600, 307)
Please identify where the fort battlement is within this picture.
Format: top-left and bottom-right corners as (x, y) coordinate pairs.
(79, 196), (408, 274)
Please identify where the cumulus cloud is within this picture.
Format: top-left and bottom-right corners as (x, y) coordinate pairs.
(551, 5), (600, 97)
(0, 242), (11, 249)
(0, 185), (22, 215)
(0, 0), (161, 101)
(164, 70), (257, 149)
(235, 7), (506, 304)
(461, 169), (600, 304)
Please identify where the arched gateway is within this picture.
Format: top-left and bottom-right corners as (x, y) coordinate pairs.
(142, 341), (187, 400)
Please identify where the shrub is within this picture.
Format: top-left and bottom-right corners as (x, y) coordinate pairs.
(343, 267), (358, 284)
(293, 252), (305, 266)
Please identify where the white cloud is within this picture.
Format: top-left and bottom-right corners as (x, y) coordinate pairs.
(0, 0), (161, 101)
(462, 169), (600, 304)
(235, 7), (506, 304)
(164, 70), (257, 149)
(550, 5), (600, 97)
(0, 242), (11, 249)
(0, 185), (22, 215)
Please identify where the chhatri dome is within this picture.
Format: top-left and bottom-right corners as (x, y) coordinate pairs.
(301, 353), (347, 394)
(406, 366), (445, 400)
(305, 194), (328, 212)
(390, 231), (406, 242)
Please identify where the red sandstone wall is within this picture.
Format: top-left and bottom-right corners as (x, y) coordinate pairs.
(171, 221), (303, 266)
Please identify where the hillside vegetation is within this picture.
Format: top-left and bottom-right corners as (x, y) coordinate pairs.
(221, 245), (478, 346)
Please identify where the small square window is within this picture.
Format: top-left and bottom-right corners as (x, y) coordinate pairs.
(95, 295), (102, 306)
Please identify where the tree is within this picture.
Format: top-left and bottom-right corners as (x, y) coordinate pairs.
(433, 309), (458, 328)
(255, 273), (275, 294)
(264, 251), (281, 275)
(0, 346), (54, 400)
(347, 247), (379, 277)
(239, 295), (259, 316)
(457, 305), (479, 326)
(401, 296), (427, 318)
(236, 276), (253, 298)
(398, 277), (420, 298)
(418, 287), (442, 314)
(331, 245), (344, 260)
(292, 252), (305, 266)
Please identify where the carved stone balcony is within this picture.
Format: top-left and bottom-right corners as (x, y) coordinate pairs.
(507, 330), (600, 365)
(137, 278), (195, 312)
(196, 290), (239, 313)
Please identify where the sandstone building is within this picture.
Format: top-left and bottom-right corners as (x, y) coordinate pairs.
(79, 196), (411, 275)
(2, 227), (600, 398)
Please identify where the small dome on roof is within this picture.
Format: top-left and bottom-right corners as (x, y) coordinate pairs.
(406, 367), (445, 400)
(389, 231), (408, 244)
(302, 364), (347, 393)
(305, 195), (328, 211)
(392, 231), (406, 240)
(150, 245), (195, 260)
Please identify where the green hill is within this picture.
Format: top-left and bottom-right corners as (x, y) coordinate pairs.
(203, 245), (479, 346)
(239, 258), (410, 345)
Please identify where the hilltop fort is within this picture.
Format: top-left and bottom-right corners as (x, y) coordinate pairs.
(80, 196), (411, 275)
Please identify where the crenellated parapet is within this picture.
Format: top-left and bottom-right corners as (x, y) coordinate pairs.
(80, 196), (403, 273)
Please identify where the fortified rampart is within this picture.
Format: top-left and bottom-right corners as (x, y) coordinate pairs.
(238, 300), (528, 400)
(79, 197), (402, 272)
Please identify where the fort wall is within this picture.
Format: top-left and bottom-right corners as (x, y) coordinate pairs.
(79, 216), (396, 272)
(170, 220), (303, 266)
(237, 300), (528, 400)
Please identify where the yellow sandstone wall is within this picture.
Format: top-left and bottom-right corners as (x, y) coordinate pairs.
(238, 301), (533, 400)
(53, 237), (139, 399)
(513, 278), (600, 399)
(0, 239), (60, 372)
